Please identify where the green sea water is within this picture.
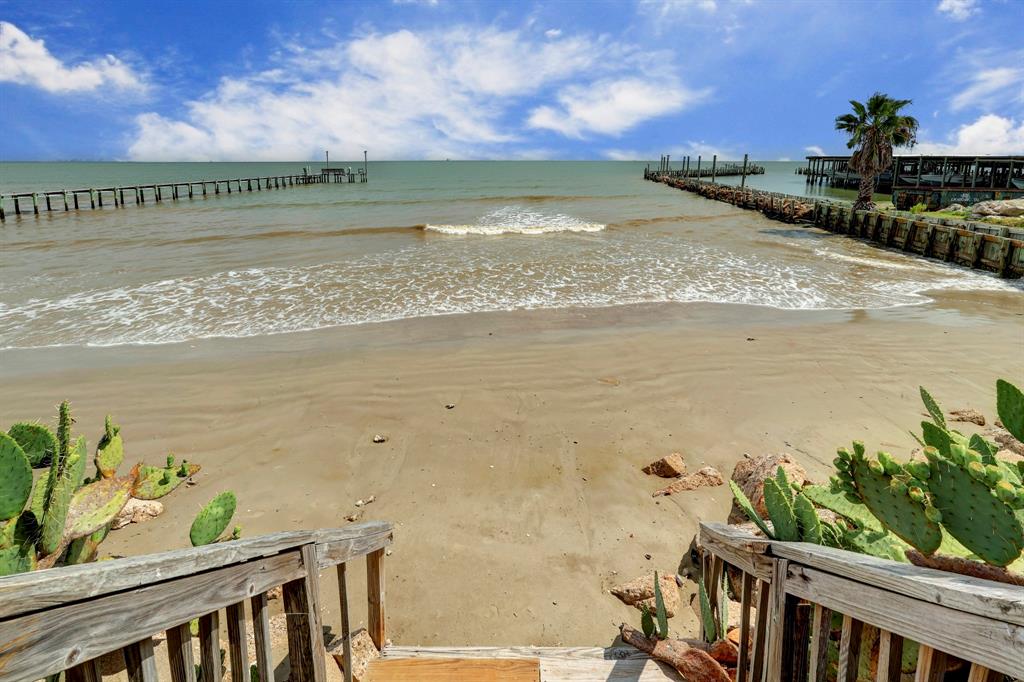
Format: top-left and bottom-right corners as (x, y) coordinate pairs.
(0, 161), (1016, 349)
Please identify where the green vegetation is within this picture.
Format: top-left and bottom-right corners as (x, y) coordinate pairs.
(835, 93), (918, 211)
(0, 401), (237, 576)
(731, 379), (1024, 579)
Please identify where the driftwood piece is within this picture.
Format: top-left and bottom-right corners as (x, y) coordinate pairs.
(619, 624), (731, 682)
(905, 550), (1024, 586)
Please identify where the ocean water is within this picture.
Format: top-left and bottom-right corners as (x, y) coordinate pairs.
(0, 161), (1017, 349)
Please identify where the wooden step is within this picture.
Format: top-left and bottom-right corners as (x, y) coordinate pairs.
(365, 657), (541, 681)
(379, 646), (683, 681)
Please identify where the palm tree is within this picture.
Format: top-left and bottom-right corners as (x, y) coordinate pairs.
(835, 93), (918, 210)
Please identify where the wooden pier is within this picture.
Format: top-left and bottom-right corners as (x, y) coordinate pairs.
(799, 155), (894, 193)
(652, 153), (764, 183)
(0, 166), (367, 221)
(644, 169), (1024, 278)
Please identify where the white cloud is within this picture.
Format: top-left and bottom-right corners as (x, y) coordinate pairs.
(951, 66), (1024, 111)
(0, 21), (146, 94)
(528, 77), (709, 138)
(545, 29), (562, 38)
(804, 145), (825, 156)
(129, 27), (707, 160)
(641, 0), (718, 18)
(914, 114), (1024, 155)
(604, 142), (730, 161)
(936, 0), (979, 21)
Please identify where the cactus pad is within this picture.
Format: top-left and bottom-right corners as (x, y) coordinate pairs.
(95, 416), (124, 479)
(0, 433), (32, 521)
(764, 478), (799, 541)
(997, 379), (1024, 443)
(134, 461), (201, 499)
(190, 491), (236, 546)
(921, 422), (952, 458)
(0, 546), (35, 576)
(40, 451), (80, 556)
(842, 450), (942, 554)
(926, 450), (1023, 566)
(794, 492), (822, 544)
(729, 480), (775, 539)
(8, 422), (57, 468)
(842, 527), (908, 563)
(62, 464), (136, 543)
(919, 386), (945, 429)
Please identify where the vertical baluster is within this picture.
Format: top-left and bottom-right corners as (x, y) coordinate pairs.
(337, 563), (353, 682)
(166, 623), (198, 682)
(808, 604), (833, 682)
(199, 611), (222, 682)
(367, 548), (386, 651)
(66, 659), (103, 682)
(251, 592), (275, 682)
(226, 602), (249, 682)
(749, 580), (770, 682)
(966, 663), (1001, 682)
(125, 637), (160, 682)
(837, 615), (864, 682)
(914, 646), (948, 682)
(283, 544), (327, 682)
(737, 572), (753, 682)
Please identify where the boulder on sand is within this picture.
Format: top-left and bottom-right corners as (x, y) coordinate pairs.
(728, 454), (806, 523)
(111, 498), (164, 530)
(970, 198), (1024, 217)
(642, 453), (687, 478)
(653, 466), (724, 496)
(949, 408), (985, 426)
(611, 572), (682, 617)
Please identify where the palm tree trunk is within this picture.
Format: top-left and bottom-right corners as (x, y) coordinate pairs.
(854, 173), (876, 211)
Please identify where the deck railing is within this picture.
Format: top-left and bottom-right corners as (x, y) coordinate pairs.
(698, 522), (1024, 681)
(0, 521), (393, 682)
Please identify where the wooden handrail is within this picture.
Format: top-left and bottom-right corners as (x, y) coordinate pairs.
(698, 522), (1024, 680)
(0, 522), (393, 682)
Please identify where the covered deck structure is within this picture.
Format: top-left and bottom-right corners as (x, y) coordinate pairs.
(891, 155), (1023, 209)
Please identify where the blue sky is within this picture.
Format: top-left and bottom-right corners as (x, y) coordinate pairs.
(1, 0), (1022, 161)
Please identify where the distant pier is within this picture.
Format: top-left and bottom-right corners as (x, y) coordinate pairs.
(0, 165), (367, 221)
(652, 154), (764, 182)
(799, 155), (894, 193)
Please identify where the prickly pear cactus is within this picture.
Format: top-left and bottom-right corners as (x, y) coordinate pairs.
(0, 433), (32, 521)
(40, 451), (80, 556)
(190, 491), (237, 546)
(842, 527), (909, 562)
(95, 416), (124, 479)
(729, 480), (775, 539)
(924, 444), (1023, 566)
(764, 477), (799, 541)
(997, 379), (1024, 443)
(62, 464), (137, 544)
(8, 422), (57, 468)
(803, 484), (882, 532)
(0, 546), (35, 576)
(134, 460), (201, 500)
(831, 442), (942, 554)
(794, 492), (822, 544)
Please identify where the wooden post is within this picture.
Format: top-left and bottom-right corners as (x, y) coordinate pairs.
(711, 154), (717, 183)
(124, 637), (159, 682)
(337, 563), (354, 682)
(914, 646), (948, 682)
(45, 194), (52, 211)
(251, 592), (275, 682)
(166, 623), (198, 682)
(696, 155), (702, 182)
(367, 548), (386, 650)
(66, 660), (103, 682)
(282, 544), (327, 682)
(876, 630), (903, 682)
(225, 602), (249, 682)
(741, 154), (749, 189)
(90, 189), (96, 209)
(0, 197), (5, 221)
(64, 191), (69, 211)
(837, 615), (864, 682)
(749, 580), (770, 682)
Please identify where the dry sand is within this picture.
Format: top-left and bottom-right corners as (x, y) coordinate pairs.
(2, 290), (1022, 649)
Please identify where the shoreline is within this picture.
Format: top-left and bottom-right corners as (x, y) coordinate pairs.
(3, 294), (1021, 645)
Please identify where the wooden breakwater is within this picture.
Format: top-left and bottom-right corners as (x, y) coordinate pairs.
(644, 170), (1024, 278)
(0, 166), (367, 221)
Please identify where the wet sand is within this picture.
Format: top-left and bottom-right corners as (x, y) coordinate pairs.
(2, 291), (1022, 647)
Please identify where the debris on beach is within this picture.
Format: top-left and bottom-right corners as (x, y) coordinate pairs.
(642, 452), (687, 478)
(619, 624), (731, 682)
(727, 454), (806, 522)
(372, 434), (387, 443)
(355, 494), (375, 507)
(327, 628), (380, 681)
(445, 403), (455, 409)
(987, 426), (1024, 456)
(652, 466), (724, 496)
(949, 408), (985, 426)
(111, 498), (164, 530)
(611, 572), (682, 617)
(345, 510), (364, 523)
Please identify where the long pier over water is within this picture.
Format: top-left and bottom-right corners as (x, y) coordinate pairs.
(0, 166), (366, 221)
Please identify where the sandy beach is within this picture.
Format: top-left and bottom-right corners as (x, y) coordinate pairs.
(3, 290), (1021, 647)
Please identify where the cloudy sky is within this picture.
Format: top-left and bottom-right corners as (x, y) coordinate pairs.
(1, 0), (1022, 161)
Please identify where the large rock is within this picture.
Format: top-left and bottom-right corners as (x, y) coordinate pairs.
(611, 572), (682, 617)
(111, 498), (164, 530)
(949, 408), (985, 426)
(642, 453), (687, 478)
(653, 466), (724, 496)
(728, 454), (806, 523)
(327, 628), (380, 682)
(970, 198), (1024, 217)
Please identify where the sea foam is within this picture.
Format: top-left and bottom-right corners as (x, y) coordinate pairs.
(425, 206), (605, 235)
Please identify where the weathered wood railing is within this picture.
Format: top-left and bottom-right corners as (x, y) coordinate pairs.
(699, 522), (1024, 681)
(0, 521), (393, 682)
